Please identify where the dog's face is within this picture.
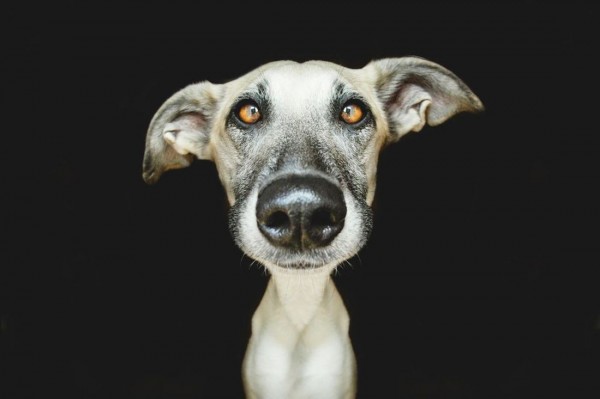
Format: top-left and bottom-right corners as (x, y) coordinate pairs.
(143, 58), (483, 274)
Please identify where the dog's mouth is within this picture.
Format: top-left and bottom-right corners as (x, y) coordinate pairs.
(232, 173), (371, 272)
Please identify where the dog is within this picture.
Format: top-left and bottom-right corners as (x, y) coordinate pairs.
(142, 57), (483, 399)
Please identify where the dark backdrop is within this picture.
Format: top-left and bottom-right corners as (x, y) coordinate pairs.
(3, 2), (598, 398)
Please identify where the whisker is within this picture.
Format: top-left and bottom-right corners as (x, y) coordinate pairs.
(239, 252), (248, 267)
(355, 252), (363, 267)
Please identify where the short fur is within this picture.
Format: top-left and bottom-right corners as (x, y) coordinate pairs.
(143, 57), (483, 399)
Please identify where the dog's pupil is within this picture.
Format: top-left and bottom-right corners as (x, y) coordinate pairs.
(342, 104), (363, 124)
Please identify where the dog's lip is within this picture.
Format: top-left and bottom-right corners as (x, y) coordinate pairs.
(268, 261), (334, 273)
(262, 256), (330, 270)
(246, 247), (352, 272)
(275, 262), (327, 270)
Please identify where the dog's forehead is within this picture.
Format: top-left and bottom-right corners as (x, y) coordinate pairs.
(263, 62), (340, 106)
(228, 61), (352, 114)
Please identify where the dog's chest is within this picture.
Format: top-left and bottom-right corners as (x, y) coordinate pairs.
(244, 312), (355, 398)
(242, 280), (356, 398)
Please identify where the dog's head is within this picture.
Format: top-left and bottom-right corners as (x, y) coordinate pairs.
(143, 57), (483, 274)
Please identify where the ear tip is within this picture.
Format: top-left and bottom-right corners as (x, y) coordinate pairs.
(475, 100), (486, 112)
(142, 152), (162, 184)
(142, 169), (160, 185)
(468, 93), (485, 113)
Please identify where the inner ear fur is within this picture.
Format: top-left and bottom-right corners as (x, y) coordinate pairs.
(142, 82), (222, 184)
(364, 56), (484, 141)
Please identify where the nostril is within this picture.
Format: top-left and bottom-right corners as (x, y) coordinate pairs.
(304, 203), (346, 249)
(265, 210), (290, 229)
(310, 208), (338, 228)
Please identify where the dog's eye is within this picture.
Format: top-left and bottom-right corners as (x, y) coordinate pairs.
(236, 101), (262, 125)
(340, 102), (365, 124)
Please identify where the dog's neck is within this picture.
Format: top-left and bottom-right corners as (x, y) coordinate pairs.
(269, 270), (334, 329)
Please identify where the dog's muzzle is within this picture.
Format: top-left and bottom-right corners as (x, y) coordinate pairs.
(256, 174), (346, 250)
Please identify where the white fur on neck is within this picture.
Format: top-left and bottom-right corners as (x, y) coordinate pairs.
(243, 269), (355, 398)
(270, 270), (331, 329)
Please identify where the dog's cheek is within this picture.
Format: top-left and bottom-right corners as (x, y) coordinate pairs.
(229, 189), (262, 257)
(333, 190), (371, 257)
(358, 200), (374, 245)
(228, 198), (250, 250)
(362, 147), (382, 206)
(358, 196), (374, 242)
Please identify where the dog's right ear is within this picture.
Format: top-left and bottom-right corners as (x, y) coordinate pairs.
(363, 57), (484, 143)
(142, 82), (223, 184)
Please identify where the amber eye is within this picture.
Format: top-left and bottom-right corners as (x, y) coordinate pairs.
(340, 102), (365, 124)
(237, 102), (261, 124)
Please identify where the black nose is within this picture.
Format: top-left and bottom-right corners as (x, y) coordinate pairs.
(256, 175), (346, 250)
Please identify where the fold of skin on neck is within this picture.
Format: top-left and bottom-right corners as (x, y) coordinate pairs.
(270, 270), (334, 329)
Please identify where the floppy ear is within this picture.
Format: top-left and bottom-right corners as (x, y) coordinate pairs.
(364, 56), (484, 142)
(142, 82), (223, 184)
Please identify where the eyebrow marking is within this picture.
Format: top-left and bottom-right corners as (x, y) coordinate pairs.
(230, 79), (272, 121)
(256, 80), (269, 101)
(329, 79), (371, 119)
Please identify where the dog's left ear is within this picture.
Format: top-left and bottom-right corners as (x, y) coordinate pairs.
(142, 82), (223, 184)
(364, 57), (484, 142)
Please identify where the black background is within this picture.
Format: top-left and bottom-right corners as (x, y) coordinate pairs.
(2, 2), (598, 398)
